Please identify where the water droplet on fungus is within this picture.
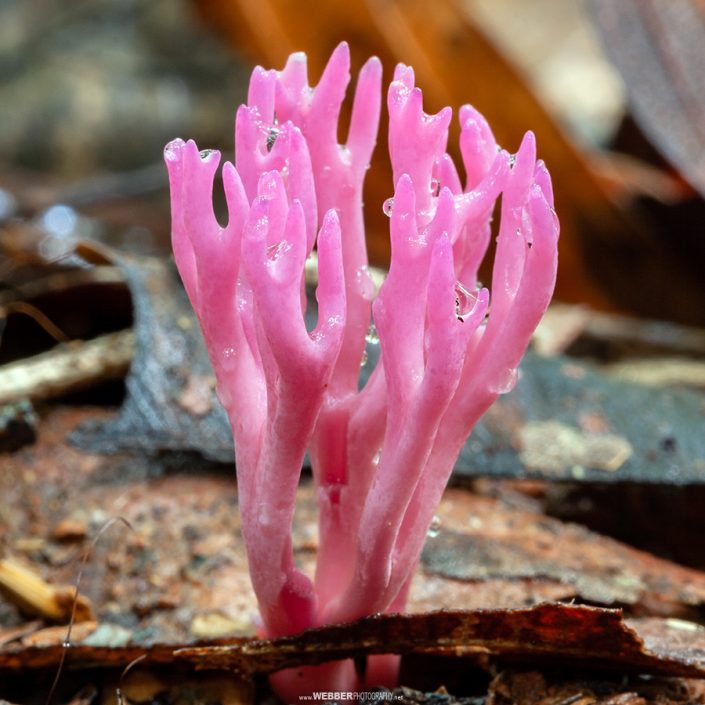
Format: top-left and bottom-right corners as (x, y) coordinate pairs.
(266, 127), (280, 152)
(266, 240), (291, 261)
(356, 265), (375, 300)
(454, 281), (478, 318)
(221, 347), (237, 371)
(491, 367), (519, 394)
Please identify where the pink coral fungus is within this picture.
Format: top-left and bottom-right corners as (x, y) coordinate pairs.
(165, 43), (558, 696)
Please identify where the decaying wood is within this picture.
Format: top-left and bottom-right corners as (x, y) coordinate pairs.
(114, 672), (254, 705)
(2, 409), (705, 691)
(0, 621), (43, 648)
(0, 605), (703, 683)
(0, 330), (133, 405)
(6, 407), (705, 649)
(176, 604), (705, 678)
(486, 668), (705, 705)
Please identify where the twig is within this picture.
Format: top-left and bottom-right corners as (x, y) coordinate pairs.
(0, 301), (70, 344)
(0, 559), (93, 623)
(0, 329), (134, 405)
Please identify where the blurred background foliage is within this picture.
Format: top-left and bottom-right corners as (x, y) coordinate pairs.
(1, 0), (704, 324)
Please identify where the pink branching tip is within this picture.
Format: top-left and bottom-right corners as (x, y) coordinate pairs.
(166, 41), (558, 697)
(388, 64), (452, 224)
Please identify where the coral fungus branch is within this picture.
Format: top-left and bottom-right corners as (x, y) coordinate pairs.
(166, 41), (558, 697)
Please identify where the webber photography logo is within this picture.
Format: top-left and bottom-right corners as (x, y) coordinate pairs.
(299, 691), (402, 702)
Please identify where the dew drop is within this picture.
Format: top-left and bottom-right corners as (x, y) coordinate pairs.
(429, 178), (441, 197)
(355, 265), (375, 300)
(199, 149), (216, 159)
(266, 240), (290, 261)
(221, 347), (237, 372)
(516, 228), (534, 249)
(365, 322), (380, 345)
(360, 351), (369, 367)
(372, 450), (381, 466)
(338, 144), (352, 165)
(427, 515), (441, 538)
(521, 210), (534, 247)
(266, 127), (280, 152)
(62, 640), (71, 649)
(508, 153), (517, 167)
(164, 141), (181, 162)
(382, 198), (394, 217)
(454, 281), (478, 318)
(491, 367), (519, 394)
